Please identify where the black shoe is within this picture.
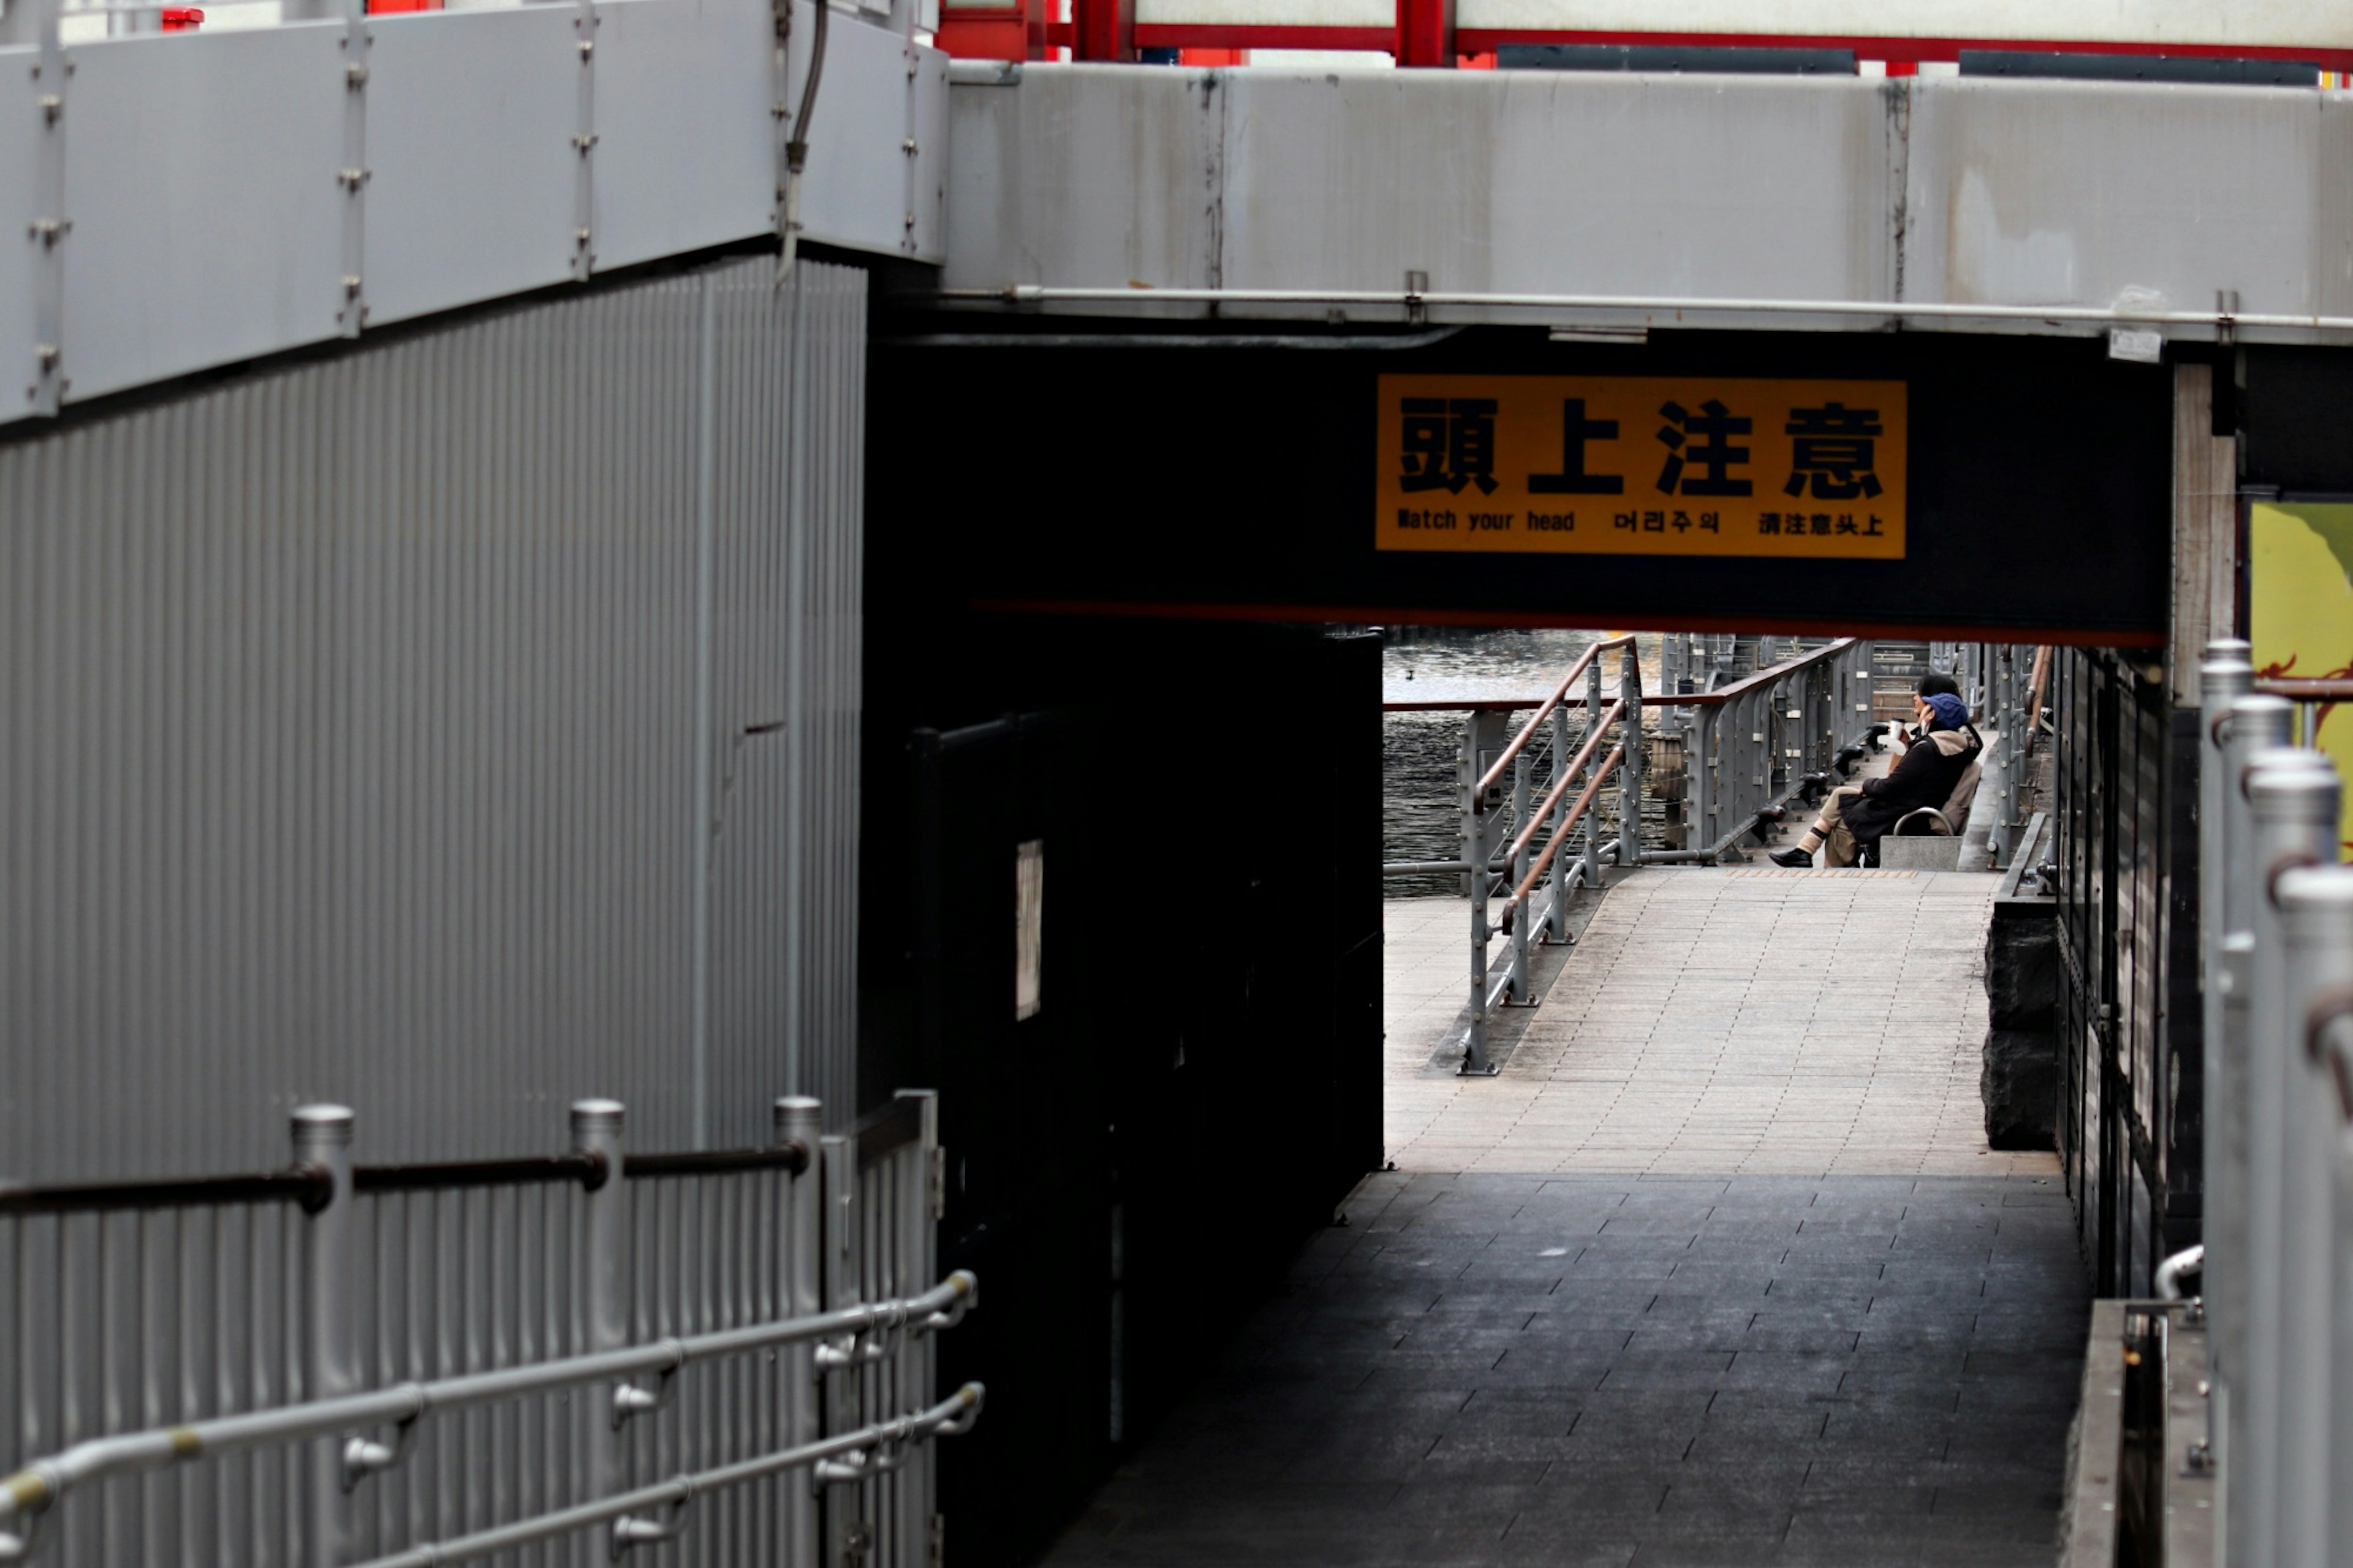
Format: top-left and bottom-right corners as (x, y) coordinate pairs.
(1769, 846), (1813, 868)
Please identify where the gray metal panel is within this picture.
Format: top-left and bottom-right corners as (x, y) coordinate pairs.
(1, 254), (865, 1182)
(0, 46), (38, 419)
(941, 64), (1224, 301)
(794, 7), (924, 262)
(363, 6), (580, 326)
(907, 43), (951, 263)
(594, 0), (773, 272)
(941, 67), (2353, 342)
(1219, 67), (1896, 327)
(60, 24), (347, 401)
(1904, 76), (2325, 331)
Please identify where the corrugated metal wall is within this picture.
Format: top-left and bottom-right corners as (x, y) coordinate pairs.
(1, 255), (866, 1181)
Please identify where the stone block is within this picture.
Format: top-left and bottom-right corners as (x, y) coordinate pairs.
(1982, 1029), (2057, 1150)
(1984, 902), (2060, 1031)
(1881, 836), (1964, 870)
(1982, 897), (2059, 1149)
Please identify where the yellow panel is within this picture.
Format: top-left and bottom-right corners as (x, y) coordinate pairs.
(2250, 500), (2353, 851)
(1375, 375), (1906, 559)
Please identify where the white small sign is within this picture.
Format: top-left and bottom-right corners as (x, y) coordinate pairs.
(1015, 839), (1044, 1021)
(2109, 328), (2164, 365)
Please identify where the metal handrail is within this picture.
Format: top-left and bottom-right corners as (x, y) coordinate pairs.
(1498, 699), (1626, 865)
(2256, 678), (2353, 700)
(1506, 742), (1625, 909)
(0, 1270), (979, 1555)
(0, 1165), (333, 1215)
(349, 1385), (986, 1568)
(1472, 634), (1637, 801)
(1387, 637), (1860, 716)
(1699, 636), (1862, 702)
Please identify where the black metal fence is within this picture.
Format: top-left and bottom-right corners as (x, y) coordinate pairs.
(2049, 648), (2200, 1297)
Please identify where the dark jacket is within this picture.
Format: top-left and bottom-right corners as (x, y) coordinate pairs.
(1844, 724), (1982, 843)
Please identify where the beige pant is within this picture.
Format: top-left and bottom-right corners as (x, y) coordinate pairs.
(1807, 786), (1866, 868)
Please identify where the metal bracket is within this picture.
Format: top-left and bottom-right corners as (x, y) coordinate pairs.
(26, 0), (68, 413)
(335, 4), (371, 336)
(812, 1447), (869, 1487)
(813, 1331), (889, 1370)
(570, 0), (598, 281)
(340, 1411), (419, 1490)
(611, 1362), (680, 1429)
(610, 1494), (691, 1558)
(919, 1283), (974, 1336)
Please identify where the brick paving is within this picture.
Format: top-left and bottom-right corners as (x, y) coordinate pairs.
(1037, 868), (2086, 1567)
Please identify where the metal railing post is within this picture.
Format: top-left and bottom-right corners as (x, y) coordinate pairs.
(1464, 792), (1493, 1074)
(1582, 656), (1604, 888)
(1509, 750), (1531, 1002)
(573, 1099), (628, 1513)
(777, 1096), (825, 1568)
(2238, 752), (2338, 1568)
(2197, 643), (2254, 1496)
(2276, 865), (2353, 1568)
(1739, 688), (1762, 845)
(1692, 704), (1718, 861)
(2215, 692), (2294, 1542)
(819, 1131), (863, 1566)
(1458, 714), (1479, 899)
(1544, 701), (1572, 942)
(1618, 648), (1643, 869)
(294, 1104), (355, 1568)
(896, 1092), (941, 1568)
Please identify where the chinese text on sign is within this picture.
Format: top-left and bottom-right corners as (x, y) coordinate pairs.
(1377, 376), (1908, 559)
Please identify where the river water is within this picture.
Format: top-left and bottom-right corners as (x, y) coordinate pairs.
(1382, 627), (1661, 896)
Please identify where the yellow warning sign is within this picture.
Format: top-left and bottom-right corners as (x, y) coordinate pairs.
(1376, 375), (1907, 559)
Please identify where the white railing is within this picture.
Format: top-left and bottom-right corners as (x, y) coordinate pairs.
(2193, 640), (2353, 1567)
(0, 1091), (975, 1567)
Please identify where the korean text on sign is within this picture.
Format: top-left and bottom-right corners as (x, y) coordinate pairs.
(1376, 376), (1907, 559)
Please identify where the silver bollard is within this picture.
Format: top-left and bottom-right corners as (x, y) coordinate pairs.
(2198, 653), (2254, 1356)
(2215, 699), (2295, 1381)
(775, 1096), (824, 1568)
(572, 1099), (627, 1512)
(2237, 752), (2338, 1568)
(294, 1104), (355, 1568)
(2276, 865), (2353, 1568)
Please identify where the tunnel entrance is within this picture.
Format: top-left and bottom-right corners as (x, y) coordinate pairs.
(863, 322), (2244, 1564)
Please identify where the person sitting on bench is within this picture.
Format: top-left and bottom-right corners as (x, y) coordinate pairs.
(1770, 684), (1982, 868)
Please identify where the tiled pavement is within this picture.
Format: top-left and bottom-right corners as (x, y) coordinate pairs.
(1384, 869), (2055, 1180)
(1039, 869), (2087, 1567)
(1042, 1170), (2088, 1567)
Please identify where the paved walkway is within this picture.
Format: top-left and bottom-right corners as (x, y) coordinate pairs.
(1385, 869), (2054, 1180)
(1039, 859), (2086, 1567)
(1044, 1168), (2086, 1568)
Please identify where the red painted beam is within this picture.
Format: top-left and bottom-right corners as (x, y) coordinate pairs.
(1072, 0), (1133, 61)
(1394, 0), (1453, 65)
(1125, 20), (2353, 69)
(968, 597), (2168, 648)
(1451, 27), (2353, 66)
(1131, 23), (1393, 49)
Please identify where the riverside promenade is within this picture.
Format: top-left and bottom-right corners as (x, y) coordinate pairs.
(1041, 851), (2085, 1567)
